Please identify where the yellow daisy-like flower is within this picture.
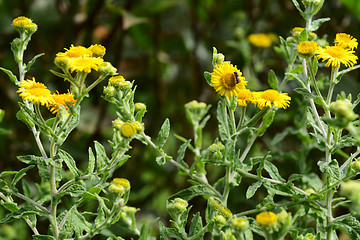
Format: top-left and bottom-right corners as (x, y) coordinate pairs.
(56, 45), (92, 58)
(335, 33), (358, 50)
(48, 91), (76, 114)
(69, 56), (104, 73)
(248, 33), (274, 48)
(121, 122), (137, 137)
(297, 41), (318, 58)
(17, 78), (55, 106)
(255, 89), (291, 109)
(211, 62), (247, 97)
(13, 16), (32, 28)
(88, 44), (106, 57)
(256, 211), (277, 226)
(316, 46), (358, 68)
(237, 89), (256, 106)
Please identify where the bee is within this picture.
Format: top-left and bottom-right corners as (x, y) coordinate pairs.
(233, 71), (240, 84)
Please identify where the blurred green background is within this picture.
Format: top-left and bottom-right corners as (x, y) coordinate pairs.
(1, 0), (360, 239)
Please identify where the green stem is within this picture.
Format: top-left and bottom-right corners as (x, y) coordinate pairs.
(239, 133), (257, 163)
(86, 74), (107, 92)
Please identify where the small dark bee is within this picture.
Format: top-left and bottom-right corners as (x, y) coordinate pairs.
(233, 71), (240, 84)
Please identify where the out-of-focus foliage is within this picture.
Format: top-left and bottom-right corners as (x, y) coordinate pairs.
(0, 0), (360, 239)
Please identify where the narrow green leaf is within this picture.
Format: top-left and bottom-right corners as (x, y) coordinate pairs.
(32, 235), (56, 240)
(333, 216), (360, 239)
(310, 18), (330, 31)
(246, 181), (262, 199)
(217, 100), (229, 141)
(268, 70), (278, 90)
(94, 141), (109, 170)
(189, 212), (203, 237)
(10, 165), (35, 190)
(0, 67), (19, 85)
(2, 202), (19, 212)
(176, 140), (191, 168)
(24, 53), (44, 73)
(264, 160), (285, 182)
(87, 147), (95, 174)
(256, 110), (275, 137)
(168, 185), (218, 201)
(58, 149), (81, 178)
(157, 118), (170, 148)
(17, 155), (44, 164)
(204, 71), (212, 86)
(294, 88), (316, 99)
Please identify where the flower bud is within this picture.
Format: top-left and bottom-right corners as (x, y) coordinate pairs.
(103, 85), (117, 98)
(119, 81), (132, 91)
(109, 178), (130, 196)
(212, 47), (225, 68)
(13, 16), (37, 34)
(88, 44), (106, 57)
(98, 62), (117, 76)
(132, 121), (144, 133)
(185, 100), (207, 111)
(54, 56), (71, 71)
(214, 215), (227, 229)
(167, 198), (188, 215)
(230, 217), (249, 232)
(112, 118), (124, 130)
(256, 211), (277, 226)
(109, 75), (125, 87)
(121, 122), (137, 137)
(330, 99), (357, 122)
(351, 158), (360, 174)
(209, 199), (233, 219)
(134, 102), (147, 112)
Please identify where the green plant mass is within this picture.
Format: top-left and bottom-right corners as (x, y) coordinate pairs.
(1, 0), (360, 239)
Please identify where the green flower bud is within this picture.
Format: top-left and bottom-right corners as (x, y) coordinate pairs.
(119, 81), (132, 91)
(209, 199), (233, 219)
(103, 85), (117, 98)
(212, 47), (225, 68)
(135, 102), (147, 112)
(109, 75), (125, 87)
(167, 198), (188, 215)
(13, 16), (38, 34)
(132, 121), (144, 133)
(88, 44), (106, 58)
(109, 178), (130, 196)
(330, 99), (358, 122)
(185, 100), (207, 111)
(230, 217), (249, 232)
(54, 56), (71, 71)
(304, 233), (316, 240)
(98, 62), (117, 76)
(351, 158), (360, 174)
(112, 118), (124, 130)
(214, 215), (227, 229)
(121, 122), (137, 138)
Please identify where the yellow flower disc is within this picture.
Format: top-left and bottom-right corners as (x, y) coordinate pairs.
(237, 88), (255, 106)
(255, 89), (291, 109)
(49, 92), (76, 114)
(211, 62), (247, 97)
(57, 45), (92, 58)
(121, 122), (137, 137)
(335, 33), (358, 50)
(88, 44), (106, 57)
(248, 33), (273, 48)
(17, 78), (54, 106)
(256, 211), (277, 226)
(316, 46), (358, 68)
(69, 57), (104, 73)
(297, 41), (318, 58)
(13, 16), (31, 28)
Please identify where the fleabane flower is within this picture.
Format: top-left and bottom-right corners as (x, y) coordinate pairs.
(88, 44), (106, 57)
(211, 62), (247, 97)
(297, 41), (318, 58)
(48, 91), (76, 115)
(256, 211), (277, 226)
(69, 56), (104, 73)
(255, 89), (291, 109)
(248, 33), (275, 48)
(316, 46), (358, 68)
(56, 45), (92, 58)
(17, 78), (55, 106)
(335, 33), (358, 50)
(237, 88), (256, 106)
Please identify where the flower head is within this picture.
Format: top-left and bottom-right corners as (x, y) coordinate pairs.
(88, 44), (106, 57)
(316, 46), (357, 68)
(237, 88), (256, 106)
(57, 45), (92, 59)
(335, 33), (358, 50)
(121, 122), (137, 137)
(13, 16), (38, 34)
(297, 41), (318, 58)
(211, 62), (247, 97)
(17, 78), (55, 106)
(255, 89), (291, 109)
(69, 56), (104, 73)
(248, 33), (275, 48)
(48, 91), (76, 115)
(256, 211), (277, 226)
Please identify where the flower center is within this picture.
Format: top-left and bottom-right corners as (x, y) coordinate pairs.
(327, 47), (346, 59)
(222, 73), (237, 89)
(28, 88), (51, 97)
(261, 89), (280, 101)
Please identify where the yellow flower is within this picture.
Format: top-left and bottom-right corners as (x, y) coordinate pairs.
(256, 211), (277, 226)
(17, 78), (55, 106)
(255, 89), (291, 109)
(56, 45), (92, 58)
(69, 56), (104, 73)
(248, 33), (274, 48)
(316, 46), (358, 68)
(211, 62), (247, 97)
(109, 178), (130, 195)
(88, 44), (106, 57)
(297, 41), (318, 58)
(121, 122), (137, 137)
(335, 33), (358, 50)
(48, 92), (76, 114)
(237, 88), (256, 106)
(13, 16), (31, 28)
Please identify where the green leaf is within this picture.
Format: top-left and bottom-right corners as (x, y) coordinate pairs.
(0, 206), (40, 224)
(294, 88), (316, 99)
(58, 149), (81, 178)
(204, 71), (212, 86)
(176, 140), (191, 168)
(217, 100), (229, 141)
(333, 216), (360, 239)
(2, 202), (19, 212)
(268, 70), (278, 90)
(310, 18), (330, 31)
(10, 165), (35, 190)
(291, 0), (305, 18)
(168, 185), (219, 201)
(189, 212), (203, 237)
(17, 155), (44, 164)
(156, 155), (167, 166)
(32, 235), (56, 240)
(0, 67), (19, 85)
(87, 147), (95, 174)
(256, 110), (275, 137)
(246, 181), (262, 199)
(317, 159), (340, 182)
(94, 141), (109, 171)
(264, 160), (285, 182)
(64, 184), (86, 197)
(157, 118), (170, 148)
(24, 53), (44, 73)
(139, 217), (159, 240)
